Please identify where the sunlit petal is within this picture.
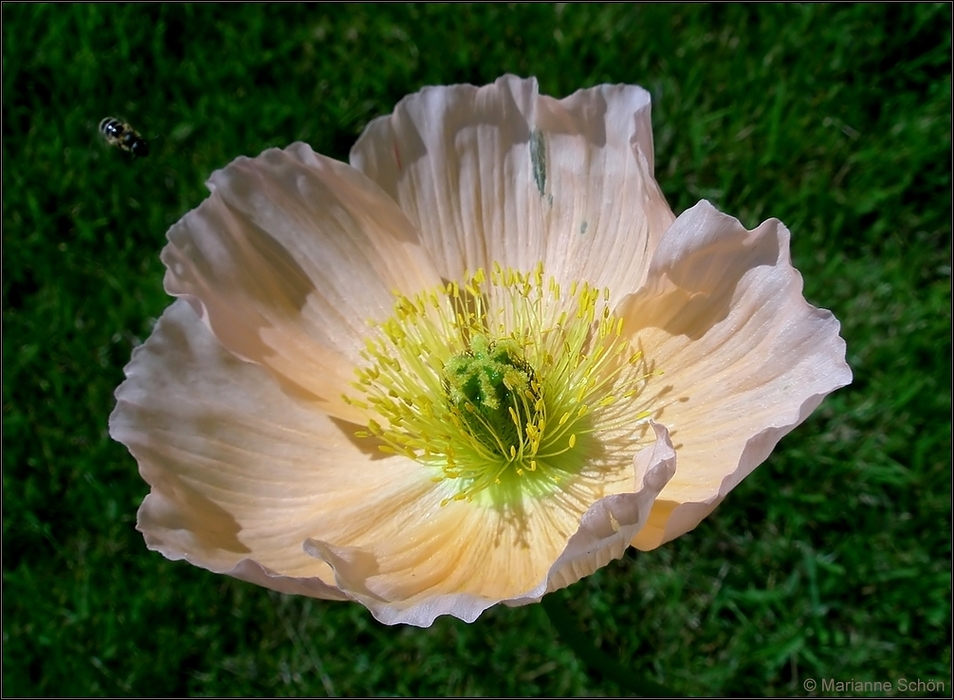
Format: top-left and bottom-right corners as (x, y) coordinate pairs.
(351, 75), (674, 301)
(618, 201), (852, 549)
(162, 142), (442, 421)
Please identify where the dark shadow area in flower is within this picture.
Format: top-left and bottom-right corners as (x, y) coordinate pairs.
(303, 538), (387, 603)
(535, 84), (610, 146)
(329, 416), (393, 461)
(276, 377), (351, 415)
(167, 195), (316, 313)
(370, 80), (534, 200)
(622, 214), (782, 341)
(141, 470), (251, 555)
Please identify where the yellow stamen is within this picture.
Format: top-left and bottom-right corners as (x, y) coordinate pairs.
(344, 264), (657, 503)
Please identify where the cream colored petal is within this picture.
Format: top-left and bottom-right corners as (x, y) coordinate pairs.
(349, 75), (539, 279)
(534, 82), (676, 299)
(508, 421), (676, 601)
(302, 424), (675, 627)
(350, 75), (674, 301)
(137, 490), (344, 600)
(110, 299), (430, 599)
(161, 142), (442, 422)
(303, 484), (587, 626)
(618, 201), (852, 550)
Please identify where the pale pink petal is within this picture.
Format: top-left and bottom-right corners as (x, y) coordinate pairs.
(617, 201), (852, 549)
(161, 142), (443, 422)
(303, 487), (584, 626)
(110, 299), (432, 598)
(350, 75), (538, 279)
(542, 422), (676, 591)
(301, 424), (675, 627)
(534, 82), (676, 298)
(350, 75), (674, 301)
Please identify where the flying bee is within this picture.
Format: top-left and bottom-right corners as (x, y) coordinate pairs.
(99, 117), (149, 157)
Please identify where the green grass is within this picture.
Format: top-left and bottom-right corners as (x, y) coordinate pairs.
(3, 3), (950, 696)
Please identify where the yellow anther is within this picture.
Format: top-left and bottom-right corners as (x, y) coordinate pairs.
(344, 262), (657, 504)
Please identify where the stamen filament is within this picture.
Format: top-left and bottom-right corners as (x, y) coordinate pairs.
(344, 264), (657, 503)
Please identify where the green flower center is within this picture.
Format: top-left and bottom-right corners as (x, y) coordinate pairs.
(444, 334), (539, 456)
(344, 264), (655, 505)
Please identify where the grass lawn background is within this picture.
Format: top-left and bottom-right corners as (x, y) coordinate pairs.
(3, 4), (950, 696)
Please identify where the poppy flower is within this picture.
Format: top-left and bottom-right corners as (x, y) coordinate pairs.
(110, 75), (851, 627)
